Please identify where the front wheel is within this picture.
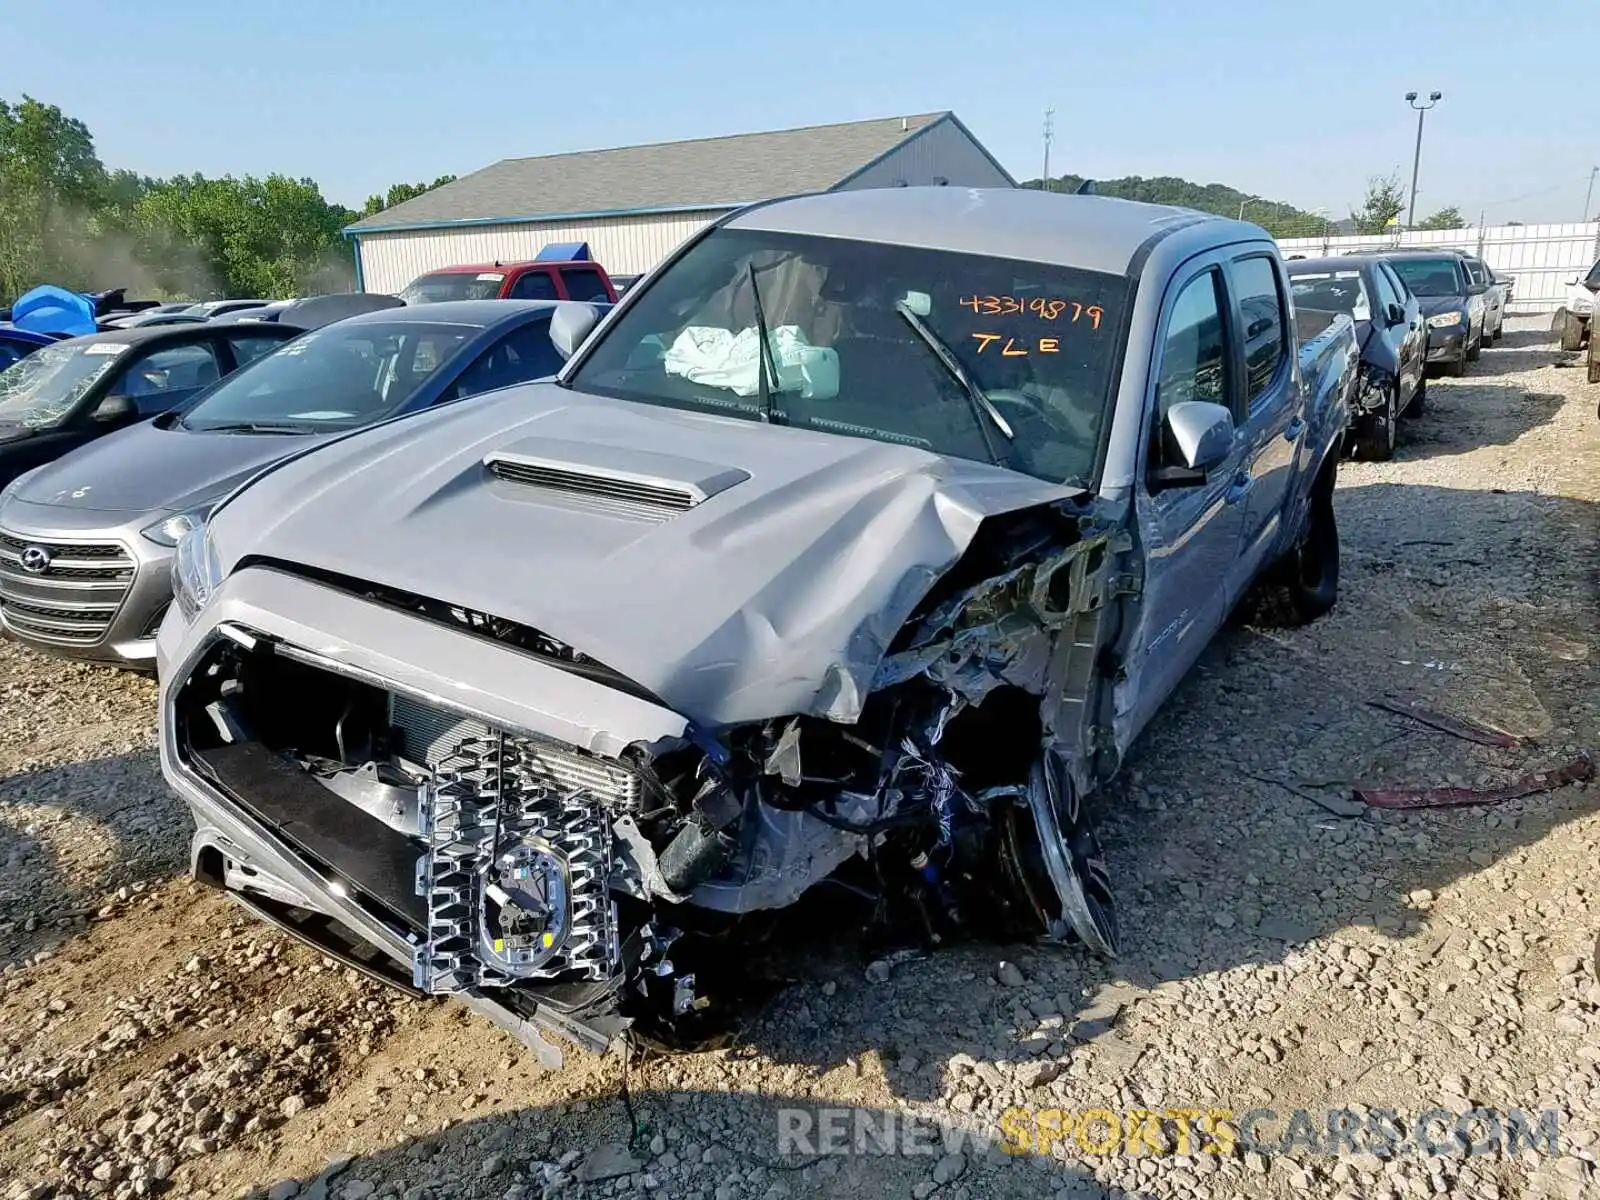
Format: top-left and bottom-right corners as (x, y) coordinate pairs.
(1352, 383), (1397, 461)
(1558, 310), (1585, 352)
(1403, 373), (1427, 417)
(1466, 330), (1482, 362)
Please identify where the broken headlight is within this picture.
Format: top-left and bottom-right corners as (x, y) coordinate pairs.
(171, 522), (224, 623)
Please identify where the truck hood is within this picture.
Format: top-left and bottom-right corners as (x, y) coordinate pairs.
(208, 382), (1084, 729)
(10, 418), (324, 521)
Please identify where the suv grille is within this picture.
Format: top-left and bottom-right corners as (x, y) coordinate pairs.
(0, 531), (136, 646)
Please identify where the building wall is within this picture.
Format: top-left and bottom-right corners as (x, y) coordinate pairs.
(1277, 221), (1600, 314)
(840, 118), (1014, 191)
(355, 208), (729, 293)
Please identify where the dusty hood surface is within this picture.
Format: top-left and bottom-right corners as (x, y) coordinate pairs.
(11, 418), (324, 520)
(208, 382), (1084, 728)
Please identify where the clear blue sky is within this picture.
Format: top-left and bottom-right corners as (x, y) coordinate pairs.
(9, 0), (1598, 225)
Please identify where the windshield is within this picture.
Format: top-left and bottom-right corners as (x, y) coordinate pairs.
(399, 271), (505, 304)
(0, 341), (126, 428)
(1388, 257), (1463, 297)
(179, 321), (477, 433)
(1288, 270), (1371, 321)
(569, 228), (1126, 484)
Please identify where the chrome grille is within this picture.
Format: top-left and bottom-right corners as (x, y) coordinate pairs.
(0, 531), (135, 645)
(387, 692), (642, 810)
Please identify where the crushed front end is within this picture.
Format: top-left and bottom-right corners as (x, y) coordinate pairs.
(160, 506), (1127, 1061)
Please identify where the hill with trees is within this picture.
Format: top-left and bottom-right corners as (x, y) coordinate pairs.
(1021, 173), (1333, 238)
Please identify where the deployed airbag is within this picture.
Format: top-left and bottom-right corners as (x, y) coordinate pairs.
(663, 325), (839, 400)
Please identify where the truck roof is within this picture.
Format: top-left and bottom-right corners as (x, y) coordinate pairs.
(730, 188), (1258, 277)
(420, 261), (605, 275)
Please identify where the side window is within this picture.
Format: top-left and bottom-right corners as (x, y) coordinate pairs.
(1379, 263), (1412, 303)
(508, 271), (559, 301)
(446, 322), (564, 403)
(1371, 267), (1401, 315)
(1463, 258), (1487, 287)
(1585, 260), (1600, 288)
(1153, 269), (1230, 464)
(109, 342), (222, 414)
(560, 268), (610, 303)
(1231, 256), (1287, 406)
(225, 334), (286, 368)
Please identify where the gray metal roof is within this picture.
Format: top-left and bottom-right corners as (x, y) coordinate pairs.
(346, 113), (954, 233)
(731, 187), (1247, 276)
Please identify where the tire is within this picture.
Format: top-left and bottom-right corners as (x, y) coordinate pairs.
(1558, 310), (1585, 352)
(1353, 383), (1398, 461)
(1440, 345), (1466, 377)
(1245, 460), (1340, 626)
(1404, 373), (1427, 417)
(1466, 330), (1481, 363)
(1588, 328), (1600, 385)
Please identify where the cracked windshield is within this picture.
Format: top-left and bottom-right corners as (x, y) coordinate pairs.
(0, 340), (125, 428)
(571, 228), (1124, 485)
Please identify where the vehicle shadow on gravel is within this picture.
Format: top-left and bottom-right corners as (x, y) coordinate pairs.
(250, 1088), (1132, 1200)
(1395, 382), (1563, 458)
(721, 480), (1600, 1109)
(0, 750), (187, 972)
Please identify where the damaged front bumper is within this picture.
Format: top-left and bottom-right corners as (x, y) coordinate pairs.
(158, 548), (1121, 1062)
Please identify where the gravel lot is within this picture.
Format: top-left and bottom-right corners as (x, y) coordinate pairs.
(2, 319), (1598, 1200)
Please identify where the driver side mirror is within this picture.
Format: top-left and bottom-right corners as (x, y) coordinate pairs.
(91, 394), (137, 424)
(1152, 401), (1234, 490)
(1387, 302), (1407, 326)
(549, 302), (601, 360)
(1467, 282), (1487, 296)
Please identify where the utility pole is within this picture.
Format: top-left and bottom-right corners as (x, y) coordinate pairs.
(1585, 166), (1597, 222)
(1239, 196), (1259, 220)
(1405, 90), (1442, 228)
(1042, 109), (1055, 192)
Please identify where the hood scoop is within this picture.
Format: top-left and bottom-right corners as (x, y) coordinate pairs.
(483, 436), (750, 523)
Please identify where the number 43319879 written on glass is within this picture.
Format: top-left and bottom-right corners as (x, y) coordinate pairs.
(959, 295), (1104, 327)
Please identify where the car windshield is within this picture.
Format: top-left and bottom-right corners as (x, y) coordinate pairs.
(568, 228), (1126, 485)
(399, 272), (504, 304)
(1388, 257), (1463, 297)
(1288, 270), (1371, 321)
(179, 321), (477, 433)
(0, 340), (127, 428)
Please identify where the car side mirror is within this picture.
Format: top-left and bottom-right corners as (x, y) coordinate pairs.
(91, 394), (137, 424)
(549, 302), (601, 360)
(1152, 401), (1234, 490)
(1467, 282), (1487, 296)
(1387, 302), (1407, 326)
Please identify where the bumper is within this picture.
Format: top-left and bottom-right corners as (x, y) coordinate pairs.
(1424, 330), (1465, 364)
(157, 566), (692, 1061)
(0, 512), (174, 669)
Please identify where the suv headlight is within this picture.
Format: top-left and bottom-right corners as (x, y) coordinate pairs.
(171, 523), (223, 623)
(1427, 311), (1465, 329)
(141, 505), (214, 548)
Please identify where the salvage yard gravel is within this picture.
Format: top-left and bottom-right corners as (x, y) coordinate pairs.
(2, 319), (1599, 1200)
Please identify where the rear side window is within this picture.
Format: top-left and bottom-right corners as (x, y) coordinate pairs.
(1231, 256), (1286, 405)
(561, 268), (610, 302)
(226, 334), (287, 367)
(508, 271), (559, 301)
(112, 342), (222, 414)
(447, 321), (564, 402)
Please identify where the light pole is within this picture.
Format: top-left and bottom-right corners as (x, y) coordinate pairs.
(1585, 165), (1597, 223)
(1405, 91), (1442, 228)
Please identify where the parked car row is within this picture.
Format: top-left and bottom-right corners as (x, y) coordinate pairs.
(1553, 255), (1600, 384)
(16, 187), (1361, 1062)
(1280, 246), (1512, 463)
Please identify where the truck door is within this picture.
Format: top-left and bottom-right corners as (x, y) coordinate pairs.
(1121, 261), (1249, 742)
(1225, 252), (1298, 596)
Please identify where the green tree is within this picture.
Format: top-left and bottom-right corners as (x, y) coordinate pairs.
(0, 95), (108, 300)
(1416, 207), (1465, 231)
(1351, 174), (1406, 235)
(361, 175), (457, 218)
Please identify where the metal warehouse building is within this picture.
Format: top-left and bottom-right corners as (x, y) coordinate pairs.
(344, 112), (1015, 293)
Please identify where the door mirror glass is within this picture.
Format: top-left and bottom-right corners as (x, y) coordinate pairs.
(1387, 302), (1407, 326)
(549, 302), (601, 360)
(1163, 400), (1234, 476)
(91, 394), (137, 423)
(1467, 282), (1487, 296)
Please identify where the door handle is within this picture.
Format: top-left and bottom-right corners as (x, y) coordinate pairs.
(1284, 417), (1305, 442)
(1225, 472), (1253, 504)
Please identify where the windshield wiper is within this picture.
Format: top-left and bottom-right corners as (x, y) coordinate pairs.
(894, 301), (1013, 466)
(187, 421), (309, 435)
(747, 262), (783, 425)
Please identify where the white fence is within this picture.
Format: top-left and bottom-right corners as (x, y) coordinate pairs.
(1276, 221), (1600, 314)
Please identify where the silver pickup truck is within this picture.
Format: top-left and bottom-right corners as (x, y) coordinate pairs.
(155, 188), (1356, 1063)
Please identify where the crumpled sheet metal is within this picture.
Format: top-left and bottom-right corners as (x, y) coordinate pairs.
(1355, 755), (1593, 810)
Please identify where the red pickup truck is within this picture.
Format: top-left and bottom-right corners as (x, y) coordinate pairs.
(399, 243), (617, 306)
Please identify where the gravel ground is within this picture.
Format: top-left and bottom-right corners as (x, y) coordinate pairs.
(2, 319), (1598, 1200)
